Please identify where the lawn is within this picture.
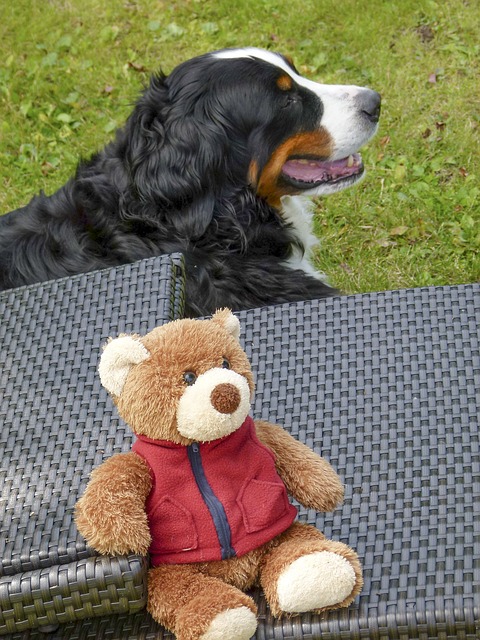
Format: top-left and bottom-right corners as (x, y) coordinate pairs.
(1, 0), (478, 293)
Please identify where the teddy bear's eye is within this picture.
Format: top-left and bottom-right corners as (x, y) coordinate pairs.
(221, 358), (230, 369)
(183, 371), (197, 386)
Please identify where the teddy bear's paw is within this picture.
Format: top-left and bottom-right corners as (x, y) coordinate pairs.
(199, 606), (257, 640)
(277, 551), (357, 613)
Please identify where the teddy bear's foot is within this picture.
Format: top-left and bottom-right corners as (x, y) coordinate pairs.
(199, 606), (258, 640)
(260, 522), (363, 617)
(176, 591), (258, 640)
(277, 550), (357, 613)
(148, 565), (257, 640)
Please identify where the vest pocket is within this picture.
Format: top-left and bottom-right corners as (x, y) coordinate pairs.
(149, 496), (199, 553)
(237, 477), (289, 533)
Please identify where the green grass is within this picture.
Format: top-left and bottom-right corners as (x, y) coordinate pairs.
(1, 0), (479, 292)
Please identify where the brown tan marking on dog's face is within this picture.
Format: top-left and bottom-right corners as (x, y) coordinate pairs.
(248, 159), (259, 187)
(276, 74), (293, 91)
(257, 131), (334, 207)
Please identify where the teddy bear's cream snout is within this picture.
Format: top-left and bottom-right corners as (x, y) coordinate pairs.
(176, 367), (251, 442)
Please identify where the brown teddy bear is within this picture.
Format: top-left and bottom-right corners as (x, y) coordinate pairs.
(75, 309), (362, 640)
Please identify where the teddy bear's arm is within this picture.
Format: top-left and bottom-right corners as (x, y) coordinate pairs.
(254, 420), (344, 511)
(75, 451), (152, 556)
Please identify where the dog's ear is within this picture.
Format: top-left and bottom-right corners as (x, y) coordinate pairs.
(123, 73), (169, 201)
(124, 72), (231, 238)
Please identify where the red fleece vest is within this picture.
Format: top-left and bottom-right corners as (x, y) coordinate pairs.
(132, 416), (297, 565)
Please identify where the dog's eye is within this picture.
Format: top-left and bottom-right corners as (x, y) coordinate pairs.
(221, 358), (230, 369)
(183, 371), (197, 386)
(282, 94), (298, 109)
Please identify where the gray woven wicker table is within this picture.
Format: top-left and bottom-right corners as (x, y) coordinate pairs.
(2, 278), (479, 639)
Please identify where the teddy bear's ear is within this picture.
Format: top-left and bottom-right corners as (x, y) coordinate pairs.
(98, 335), (150, 397)
(211, 308), (241, 342)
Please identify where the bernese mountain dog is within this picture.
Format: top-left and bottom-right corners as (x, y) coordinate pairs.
(0, 48), (380, 316)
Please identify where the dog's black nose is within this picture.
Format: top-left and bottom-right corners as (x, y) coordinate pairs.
(356, 89), (381, 123)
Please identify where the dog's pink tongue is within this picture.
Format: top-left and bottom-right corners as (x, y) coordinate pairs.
(282, 154), (362, 182)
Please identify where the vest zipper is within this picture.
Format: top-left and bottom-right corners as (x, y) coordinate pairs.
(187, 442), (235, 560)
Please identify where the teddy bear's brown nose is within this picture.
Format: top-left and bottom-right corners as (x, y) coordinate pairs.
(210, 383), (241, 414)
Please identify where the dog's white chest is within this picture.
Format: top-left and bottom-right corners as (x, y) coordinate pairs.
(280, 196), (324, 279)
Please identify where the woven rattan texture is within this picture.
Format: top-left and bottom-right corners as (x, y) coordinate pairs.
(5, 284), (479, 639)
(0, 254), (185, 634)
(242, 284), (480, 640)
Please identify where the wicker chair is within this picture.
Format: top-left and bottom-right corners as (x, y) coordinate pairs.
(0, 254), (185, 636)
